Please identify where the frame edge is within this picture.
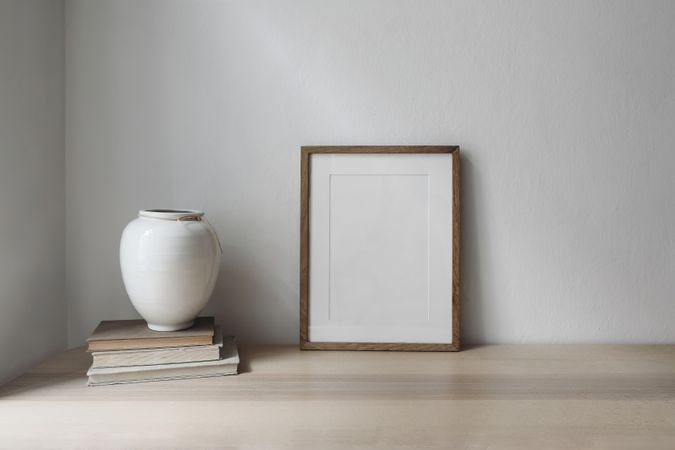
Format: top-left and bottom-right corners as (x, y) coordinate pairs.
(299, 146), (461, 351)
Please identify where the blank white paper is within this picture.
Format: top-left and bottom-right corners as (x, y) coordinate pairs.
(309, 153), (454, 343)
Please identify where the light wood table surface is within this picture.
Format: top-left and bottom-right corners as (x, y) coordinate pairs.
(1, 345), (674, 449)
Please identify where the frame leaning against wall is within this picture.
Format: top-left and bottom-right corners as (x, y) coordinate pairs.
(299, 146), (460, 351)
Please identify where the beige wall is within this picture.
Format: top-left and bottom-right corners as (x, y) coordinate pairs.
(0, 0), (65, 384)
(64, 0), (675, 346)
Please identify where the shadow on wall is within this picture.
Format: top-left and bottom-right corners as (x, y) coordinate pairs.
(205, 244), (298, 344)
(460, 152), (488, 345)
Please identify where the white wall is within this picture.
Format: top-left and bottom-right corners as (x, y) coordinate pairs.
(0, 0), (65, 384)
(65, 0), (675, 346)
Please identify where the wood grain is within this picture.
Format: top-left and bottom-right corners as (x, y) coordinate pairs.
(299, 146), (460, 351)
(452, 149), (461, 348)
(299, 148), (310, 345)
(1, 345), (675, 449)
(302, 145), (459, 154)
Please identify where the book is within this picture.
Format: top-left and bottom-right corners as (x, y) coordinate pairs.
(91, 327), (224, 368)
(87, 317), (215, 352)
(87, 337), (239, 386)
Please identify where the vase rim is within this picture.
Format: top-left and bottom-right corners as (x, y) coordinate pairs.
(138, 209), (205, 220)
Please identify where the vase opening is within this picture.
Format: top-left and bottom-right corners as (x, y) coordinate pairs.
(139, 209), (205, 221)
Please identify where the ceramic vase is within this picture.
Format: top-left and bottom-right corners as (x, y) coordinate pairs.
(120, 209), (222, 331)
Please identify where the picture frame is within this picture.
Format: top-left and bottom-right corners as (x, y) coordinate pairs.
(300, 146), (460, 351)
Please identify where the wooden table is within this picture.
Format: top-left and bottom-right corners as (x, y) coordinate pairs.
(1, 345), (674, 449)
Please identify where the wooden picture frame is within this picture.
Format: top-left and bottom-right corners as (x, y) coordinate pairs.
(300, 146), (460, 351)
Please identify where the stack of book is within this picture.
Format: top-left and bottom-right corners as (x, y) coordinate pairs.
(86, 316), (238, 386)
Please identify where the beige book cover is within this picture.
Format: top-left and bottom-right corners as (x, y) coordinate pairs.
(91, 327), (224, 368)
(87, 337), (238, 386)
(87, 317), (215, 351)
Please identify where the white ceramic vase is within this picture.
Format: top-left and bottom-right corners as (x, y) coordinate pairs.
(120, 209), (222, 331)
